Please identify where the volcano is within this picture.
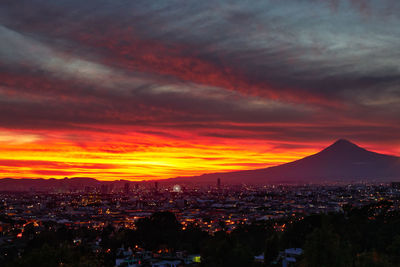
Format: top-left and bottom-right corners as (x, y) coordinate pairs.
(168, 139), (400, 184)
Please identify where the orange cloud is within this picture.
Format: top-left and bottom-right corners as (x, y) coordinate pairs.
(0, 128), (321, 180)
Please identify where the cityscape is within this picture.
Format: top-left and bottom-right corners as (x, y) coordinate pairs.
(1, 181), (400, 266)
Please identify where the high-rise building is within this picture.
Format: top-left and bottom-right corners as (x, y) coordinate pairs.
(217, 178), (221, 189)
(101, 184), (109, 195)
(124, 183), (130, 194)
(155, 181), (159, 191)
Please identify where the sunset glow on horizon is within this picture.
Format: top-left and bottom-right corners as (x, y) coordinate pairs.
(1, 127), (398, 181)
(0, 128), (321, 180)
(1, 1), (400, 180)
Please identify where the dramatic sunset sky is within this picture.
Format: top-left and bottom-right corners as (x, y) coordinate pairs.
(0, 0), (399, 180)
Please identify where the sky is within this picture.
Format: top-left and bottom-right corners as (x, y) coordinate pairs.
(0, 0), (399, 180)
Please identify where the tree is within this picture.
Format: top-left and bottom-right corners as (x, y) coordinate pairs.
(201, 232), (253, 267)
(387, 234), (400, 265)
(355, 251), (394, 267)
(300, 224), (352, 267)
(135, 211), (181, 250)
(8, 243), (103, 267)
(264, 233), (280, 265)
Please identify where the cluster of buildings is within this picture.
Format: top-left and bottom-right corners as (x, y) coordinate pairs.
(1, 182), (400, 233)
(1, 181), (400, 265)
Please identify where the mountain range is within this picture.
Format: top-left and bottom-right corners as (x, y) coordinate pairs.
(1, 139), (399, 190)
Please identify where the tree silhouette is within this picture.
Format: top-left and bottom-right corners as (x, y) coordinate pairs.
(300, 224), (352, 267)
(135, 211), (181, 250)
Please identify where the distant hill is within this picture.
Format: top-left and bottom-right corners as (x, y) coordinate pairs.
(0, 177), (141, 192)
(163, 139), (400, 184)
(0, 177), (101, 192)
